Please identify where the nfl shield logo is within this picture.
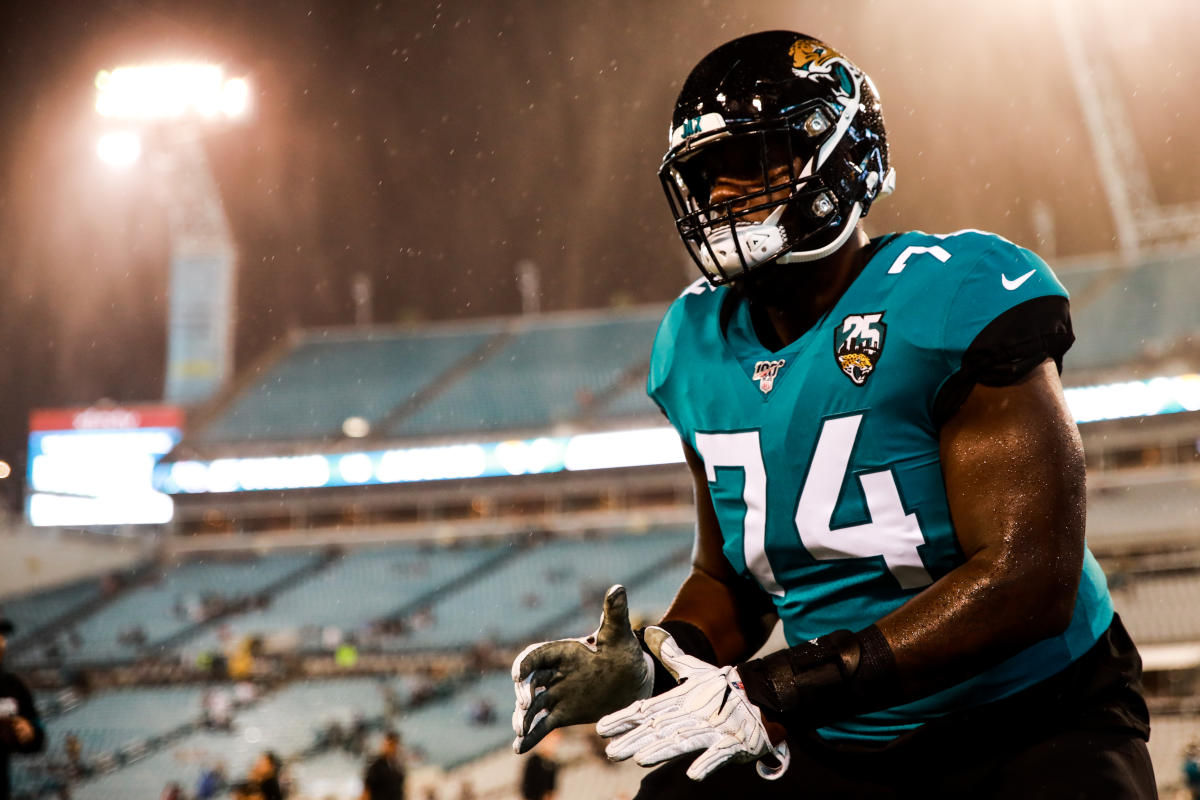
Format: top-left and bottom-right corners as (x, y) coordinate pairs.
(752, 359), (786, 394)
(835, 313), (886, 386)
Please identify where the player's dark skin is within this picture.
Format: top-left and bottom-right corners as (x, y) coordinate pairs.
(662, 170), (1087, 708)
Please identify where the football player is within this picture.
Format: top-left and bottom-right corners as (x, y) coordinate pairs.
(512, 31), (1155, 798)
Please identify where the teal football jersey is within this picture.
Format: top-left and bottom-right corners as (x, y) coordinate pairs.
(648, 229), (1113, 742)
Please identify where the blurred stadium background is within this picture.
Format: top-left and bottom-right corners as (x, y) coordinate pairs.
(2, 1), (1200, 798)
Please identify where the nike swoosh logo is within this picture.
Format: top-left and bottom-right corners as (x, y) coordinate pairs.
(1001, 269), (1036, 291)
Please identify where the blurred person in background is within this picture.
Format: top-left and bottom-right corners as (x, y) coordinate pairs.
(253, 751), (284, 800)
(0, 617), (45, 800)
(519, 731), (558, 800)
(62, 732), (87, 779)
(1184, 741), (1200, 799)
(362, 730), (405, 800)
(195, 761), (227, 800)
(232, 751), (284, 800)
(511, 30), (1155, 798)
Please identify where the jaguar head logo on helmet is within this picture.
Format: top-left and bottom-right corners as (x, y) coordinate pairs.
(659, 31), (895, 285)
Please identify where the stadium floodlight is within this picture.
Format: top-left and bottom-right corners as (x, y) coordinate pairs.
(92, 62), (248, 406)
(96, 131), (142, 167)
(95, 63), (251, 120)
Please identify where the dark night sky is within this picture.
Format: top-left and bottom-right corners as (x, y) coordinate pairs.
(1, 0), (1198, 509)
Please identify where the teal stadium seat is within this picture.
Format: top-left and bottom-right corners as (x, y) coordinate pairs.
(0, 578), (104, 646)
(391, 529), (692, 651)
(15, 554), (316, 666)
(200, 323), (501, 443)
(1060, 253), (1200, 374)
(389, 311), (662, 437)
(181, 542), (508, 655)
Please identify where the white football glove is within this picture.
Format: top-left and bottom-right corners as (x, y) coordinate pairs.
(511, 584), (655, 754)
(596, 625), (790, 782)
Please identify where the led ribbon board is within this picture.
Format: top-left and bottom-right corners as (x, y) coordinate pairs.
(151, 375), (1200, 495)
(153, 428), (685, 495)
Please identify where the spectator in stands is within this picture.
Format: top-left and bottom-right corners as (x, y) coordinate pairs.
(319, 720), (347, 751)
(0, 618), (45, 800)
(236, 751), (284, 800)
(196, 761), (226, 800)
(63, 733), (88, 779)
(519, 730), (559, 800)
(1184, 741), (1200, 799)
(409, 670), (437, 708)
(362, 730), (405, 800)
(467, 697), (496, 726)
(202, 687), (234, 731)
(348, 713), (369, 756)
(408, 607), (435, 632)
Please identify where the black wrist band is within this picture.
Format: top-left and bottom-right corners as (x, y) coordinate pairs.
(636, 620), (717, 695)
(736, 624), (900, 729)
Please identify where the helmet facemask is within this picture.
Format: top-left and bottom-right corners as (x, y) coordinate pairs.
(660, 103), (856, 284)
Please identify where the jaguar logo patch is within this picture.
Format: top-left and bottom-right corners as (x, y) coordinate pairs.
(835, 313), (886, 386)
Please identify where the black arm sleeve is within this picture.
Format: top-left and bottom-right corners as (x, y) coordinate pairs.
(736, 625), (901, 730)
(932, 295), (1074, 428)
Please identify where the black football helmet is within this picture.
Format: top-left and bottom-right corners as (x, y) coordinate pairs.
(660, 31), (894, 284)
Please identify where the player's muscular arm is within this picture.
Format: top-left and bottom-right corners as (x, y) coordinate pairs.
(659, 441), (778, 665)
(877, 357), (1086, 699)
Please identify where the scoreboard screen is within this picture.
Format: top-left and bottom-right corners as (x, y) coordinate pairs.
(27, 405), (182, 527)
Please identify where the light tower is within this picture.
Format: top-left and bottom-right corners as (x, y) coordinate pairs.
(94, 63), (250, 406)
(1053, 0), (1200, 257)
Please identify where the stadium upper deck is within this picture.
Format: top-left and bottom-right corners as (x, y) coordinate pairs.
(178, 250), (1200, 452)
(150, 249), (1200, 540)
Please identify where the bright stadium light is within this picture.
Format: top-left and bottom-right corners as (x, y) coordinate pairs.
(95, 63), (250, 120)
(221, 77), (251, 117)
(96, 130), (142, 167)
(92, 62), (249, 406)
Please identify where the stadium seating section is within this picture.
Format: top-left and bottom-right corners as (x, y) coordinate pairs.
(11, 553), (318, 667)
(192, 308), (665, 447)
(5, 529), (691, 798)
(388, 311), (661, 437)
(1112, 570), (1200, 644)
(0, 577), (106, 647)
(8, 529), (1200, 796)
(1060, 252), (1200, 373)
(181, 253), (1200, 452)
(198, 322), (502, 443)
(182, 542), (509, 655)
(390, 529), (689, 650)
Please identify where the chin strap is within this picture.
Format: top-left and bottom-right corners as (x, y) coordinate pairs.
(775, 201), (864, 265)
(773, 164), (896, 265)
